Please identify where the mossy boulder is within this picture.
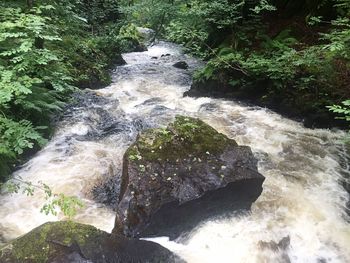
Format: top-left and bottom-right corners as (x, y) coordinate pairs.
(0, 221), (182, 263)
(113, 115), (265, 239)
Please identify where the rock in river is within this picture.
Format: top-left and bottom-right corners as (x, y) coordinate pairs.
(113, 115), (265, 239)
(172, 61), (188, 69)
(0, 221), (182, 263)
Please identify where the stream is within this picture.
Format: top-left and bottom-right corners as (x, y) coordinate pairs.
(0, 42), (350, 263)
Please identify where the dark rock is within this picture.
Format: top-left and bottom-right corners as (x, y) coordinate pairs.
(132, 118), (150, 132)
(318, 258), (327, 263)
(258, 236), (291, 263)
(0, 221), (182, 263)
(92, 165), (121, 210)
(199, 103), (220, 112)
(137, 98), (164, 107)
(133, 43), (148, 52)
(111, 54), (127, 66)
(151, 56), (158, 60)
(173, 61), (189, 70)
(150, 106), (172, 117)
(161, 54), (171, 57)
(122, 39), (148, 53)
(113, 115), (265, 239)
(258, 236), (290, 251)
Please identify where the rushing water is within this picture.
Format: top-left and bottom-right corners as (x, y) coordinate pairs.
(1, 42), (349, 262)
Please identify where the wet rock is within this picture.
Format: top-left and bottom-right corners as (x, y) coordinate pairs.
(138, 98), (164, 107)
(113, 115), (265, 239)
(0, 221), (182, 263)
(151, 56), (158, 60)
(173, 61), (189, 70)
(92, 165), (121, 210)
(98, 119), (129, 137)
(136, 27), (155, 43)
(150, 106), (172, 117)
(74, 114), (130, 141)
(199, 103), (220, 112)
(122, 38), (148, 53)
(161, 54), (171, 57)
(258, 236), (291, 263)
(258, 236), (290, 251)
(111, 55), (127, 67)
(133, 43), (148, 52)
(132, 118), (150, 132)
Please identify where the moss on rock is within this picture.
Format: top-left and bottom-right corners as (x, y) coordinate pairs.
(0, 221), (181, 263)
(0, 221), (104, 263)
(126, 115), (237, 162)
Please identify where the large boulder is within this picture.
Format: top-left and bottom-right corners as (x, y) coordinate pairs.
(0, 221), (182, 263)
(113, 116), (265, 239)
(136, 27), (155, 44)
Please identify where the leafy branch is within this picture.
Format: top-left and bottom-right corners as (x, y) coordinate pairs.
(2, 178), (84, 219)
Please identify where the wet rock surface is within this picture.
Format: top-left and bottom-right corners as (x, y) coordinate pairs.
(0, 221), (183, 263)
(92, 170), (121, 210)
(258, 236), (291, 263)
(113, 115), (265, 239)
(136, 27), (155, 44)
(173, 61), (189, 69)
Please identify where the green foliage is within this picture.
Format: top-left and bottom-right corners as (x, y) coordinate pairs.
(0, 117), (47, 157)
(320, 17), (350, 59)
(2, 178), (84, 218)
(120, 0), (179, 35)
(328, 100), (350, 122)
(0, 4), (72, 178)
(0, 0), (129, 179)
(116, 23), (144, 52)
(120, 0), (265, 56)
(328, 100), (350, 140)
(75, 0), (120, 26)
(119, 23), (141, 41)
(41, 194), (84, 218)
(251, 0), (276, 14)
(165, 0), (249, 56)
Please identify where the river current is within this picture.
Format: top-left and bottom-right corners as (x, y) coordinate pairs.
(0, 42), (349, 263)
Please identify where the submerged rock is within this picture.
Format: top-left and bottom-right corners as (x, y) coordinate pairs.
(173, 61), (188, 69)
(0, 221), (182, 263)
(258, 236), (291, 263)
(113, 115), (265, 239)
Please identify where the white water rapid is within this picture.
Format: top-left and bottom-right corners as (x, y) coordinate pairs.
(0, 42), (349, 263)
